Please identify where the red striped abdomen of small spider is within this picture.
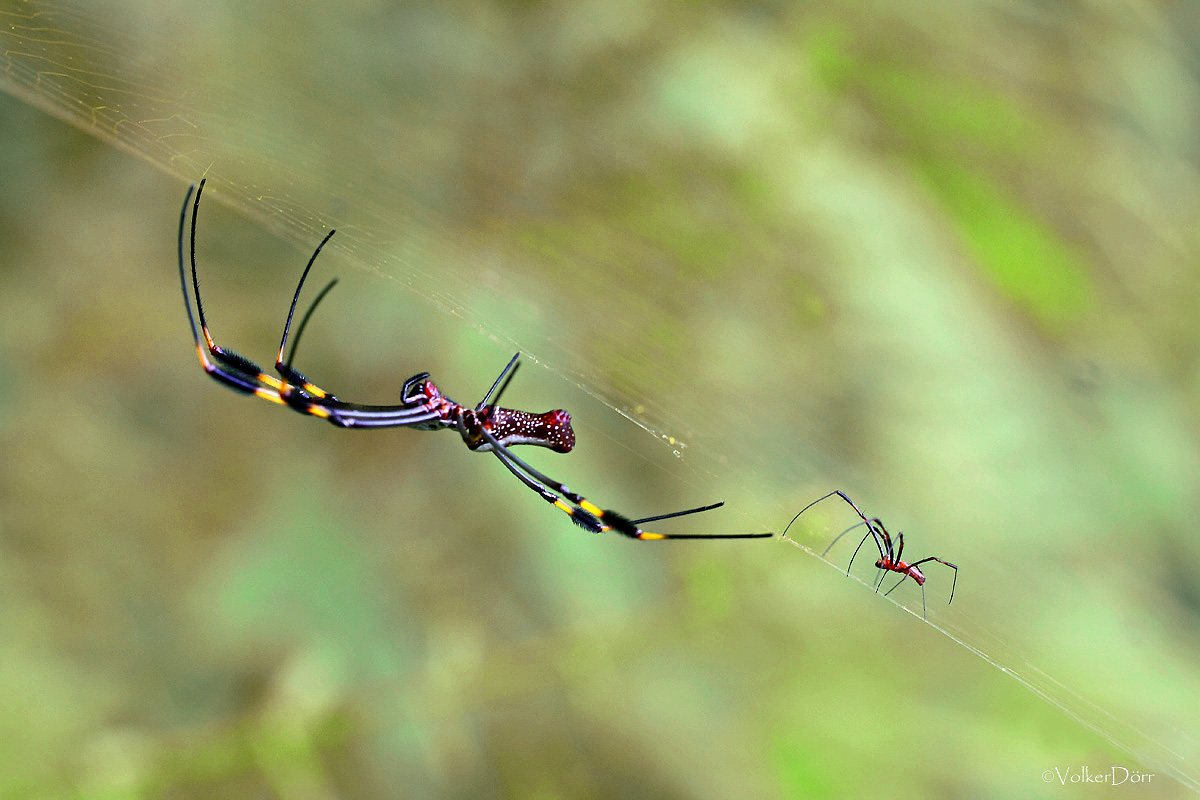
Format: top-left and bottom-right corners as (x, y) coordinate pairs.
(878, 557), (926, 586)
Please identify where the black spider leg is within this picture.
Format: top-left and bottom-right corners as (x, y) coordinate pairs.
(924, 558), (958, 604)
(186, 180), (281, 387)
(267, 221), (436, 425)
(880, 534), (927, 619)
(268, 231), (441, 427)
(820, 520), (867, 558)
(853, 522), (891, 589)
(476, 352), (521, 412)
(247, 203), (446, 428)
(273, 225), (339, 395)
(884, 556), (958, 604)
(287, 277), (338, 367)
(820, 519), (889, 577)
(179, 181), (442, 429)
(630, 503), (724, 525)
(179, 181), (283, 398)
(785, 490), (874, 542)
(879, 529), (907, 594)
(443, 353), (519, 448)
(869, 521), (896, 593)
(883, 572), (926, 618)
(893, 577), (927, 619)
(477, 426), (771, 540)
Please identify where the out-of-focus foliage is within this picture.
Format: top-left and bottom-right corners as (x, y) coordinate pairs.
(1, 1), (1199, 797)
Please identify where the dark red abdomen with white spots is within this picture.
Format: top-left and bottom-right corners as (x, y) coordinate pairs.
(457, 404), (575, 453)
(485, 407), (575, 452)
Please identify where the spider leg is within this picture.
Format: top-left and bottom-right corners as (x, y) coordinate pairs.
(596, 508), (770, 540)
(273, 225), (339, 398)
(821, 520), (867, 557)
(868, 519), (893, 560)
(185, 181), (290, 393)
(285, 277), (338, 369)
(906, 557), (958, 604)
(883, 559), (956, 619)
(491, 450), (722, 529)
(849, 519), (891, 573)
(488, 440), (564, 505)
(882, 573), (927, 618)
(477, 353), (521, 410)
(483, 441), (620, 532)
(179, 182), (295, 403)
(783, 490), (872, 540)
(179, 182), (443, 430)
(629, 503), (724, 525)
(854, 532), (883, 582)
(873, 568), (889, 594)
(265, 227), (452, 431)
(479, 427), (770, 540)
(882, 573), (909, 597)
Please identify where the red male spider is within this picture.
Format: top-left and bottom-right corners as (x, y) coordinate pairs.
(177, 180), (772, 542)
(784, 490), (957, 618)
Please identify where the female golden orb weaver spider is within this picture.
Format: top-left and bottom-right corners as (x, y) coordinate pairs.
(176, 180), (773, 542)
(784, 490), (957, 618)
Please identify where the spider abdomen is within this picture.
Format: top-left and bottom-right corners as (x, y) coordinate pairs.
(461, 406), (575, 453)
(490, 408), (575, 453)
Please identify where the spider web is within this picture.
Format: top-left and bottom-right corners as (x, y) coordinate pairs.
(3, 0), (1200, 794)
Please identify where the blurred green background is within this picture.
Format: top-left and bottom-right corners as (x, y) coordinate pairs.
(2, 1), (1199, 797)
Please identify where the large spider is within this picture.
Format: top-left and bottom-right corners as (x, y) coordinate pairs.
(176, 180), (772, 542)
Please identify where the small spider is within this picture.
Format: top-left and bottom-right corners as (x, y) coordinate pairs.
(176, 180), (772, 542)
(784, 490), (957, 618)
